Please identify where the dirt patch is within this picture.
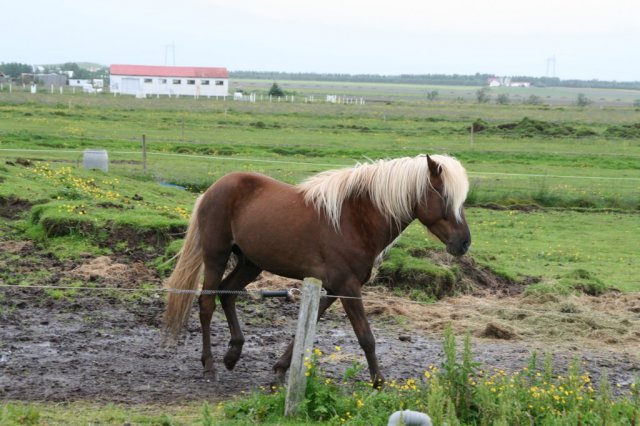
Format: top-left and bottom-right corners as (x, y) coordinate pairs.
(476, 203), (542, 213)
(365, 292), (640, 359)
(106, 223), (186, 259)
(0, 240), (35, 254)
(68, 256), (158, 288)
(481, 322), (519, 340)
(427, 250), (526, 296)
(1, 241), (639, 404)
(9, 158), (33, 167)
(0, 196), (32, 219)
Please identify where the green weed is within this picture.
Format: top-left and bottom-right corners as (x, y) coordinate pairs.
(221, 328), (640, 425)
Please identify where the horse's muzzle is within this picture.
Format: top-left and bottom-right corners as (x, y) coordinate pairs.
(447, 239), (471, 256)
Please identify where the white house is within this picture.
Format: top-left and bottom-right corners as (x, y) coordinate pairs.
(109, 64), (229, 97)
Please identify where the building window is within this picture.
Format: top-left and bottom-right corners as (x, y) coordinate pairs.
(144, 78), (153, 83)
(187, 79), (196, 85)
(159, 79), (167, 84)
(215, 80), (224, 86)
(173, 79), (181, 84)
(201, 80), (210, 85)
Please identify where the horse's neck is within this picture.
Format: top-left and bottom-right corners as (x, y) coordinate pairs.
(344, 197), (413, 255)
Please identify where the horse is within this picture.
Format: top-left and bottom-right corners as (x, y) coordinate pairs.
(162, 154), (471, 388)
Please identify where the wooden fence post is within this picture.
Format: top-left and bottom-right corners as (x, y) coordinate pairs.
(284, 277), (323, 417)
(142, 134), (147, 173)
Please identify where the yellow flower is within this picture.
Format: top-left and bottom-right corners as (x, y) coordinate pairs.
(334, 346), (341, 352)
(356, 399), (364, 408)
(313, 348), (323, 357)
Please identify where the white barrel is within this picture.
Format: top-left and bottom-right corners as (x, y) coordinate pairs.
(83, 149), (109, 172)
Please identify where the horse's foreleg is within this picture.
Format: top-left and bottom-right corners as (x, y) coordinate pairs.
(219, 261), (261, 371)
(341, 294), (384, 389)
(272, 295), (336, 385)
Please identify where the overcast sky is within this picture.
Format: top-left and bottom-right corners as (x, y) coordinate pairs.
(3, 0), (639, 81)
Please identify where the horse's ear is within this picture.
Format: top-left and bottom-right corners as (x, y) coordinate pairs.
(426, 155), (441, 177)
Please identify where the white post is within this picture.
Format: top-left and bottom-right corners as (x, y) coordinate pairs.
(59, 87), (63, 94)
(142, 134), (147, 173)
(284, 277), (323, 417)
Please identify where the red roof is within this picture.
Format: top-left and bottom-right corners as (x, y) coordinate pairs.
(110, 64), (228, 78)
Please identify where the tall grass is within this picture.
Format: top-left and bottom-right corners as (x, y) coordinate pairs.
(221, 326), (639, 424)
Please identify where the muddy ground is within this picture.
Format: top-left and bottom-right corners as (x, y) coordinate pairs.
(1, 240), (639, 404)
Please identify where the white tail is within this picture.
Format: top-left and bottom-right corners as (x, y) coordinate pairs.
(162, 195), (206, 341)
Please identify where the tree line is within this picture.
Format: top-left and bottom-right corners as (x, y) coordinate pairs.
(231, 70), (640, 90)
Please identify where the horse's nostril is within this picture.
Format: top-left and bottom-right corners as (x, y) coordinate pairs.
(462, 240), (471, 252)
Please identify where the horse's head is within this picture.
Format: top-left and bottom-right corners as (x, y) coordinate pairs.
(416, 155), (471, 256)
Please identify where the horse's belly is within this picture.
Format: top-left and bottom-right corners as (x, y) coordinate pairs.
(232, 220), (326, 280)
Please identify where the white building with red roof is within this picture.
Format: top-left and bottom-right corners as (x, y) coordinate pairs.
(109, 64), (229, 97)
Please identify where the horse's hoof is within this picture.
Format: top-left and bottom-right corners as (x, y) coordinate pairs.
(202, 357), (217, 382)
(223, 351), (240, 371)
(203, 369), (218, 383)
(372, 375), (385, 390)
(270, 368), (286, 390)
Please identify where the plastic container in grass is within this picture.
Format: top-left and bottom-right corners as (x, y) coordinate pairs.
(83, 149), (109, 172)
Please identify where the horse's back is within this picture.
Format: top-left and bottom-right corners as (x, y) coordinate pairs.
(204, 172), (299, 211)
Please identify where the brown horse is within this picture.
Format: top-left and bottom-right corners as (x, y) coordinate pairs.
(162, 154), (471, 387)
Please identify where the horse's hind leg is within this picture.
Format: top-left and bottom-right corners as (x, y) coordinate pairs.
(272, 294), (336, 385)
(219, 255), (261, 370)
(200, 252), (231, 381)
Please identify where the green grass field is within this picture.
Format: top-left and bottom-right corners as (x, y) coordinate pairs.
(1, 82), (640, 424)
(1, 85), (639, 292)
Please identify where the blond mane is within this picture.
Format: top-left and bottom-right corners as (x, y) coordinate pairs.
(297, 154), (469, 230)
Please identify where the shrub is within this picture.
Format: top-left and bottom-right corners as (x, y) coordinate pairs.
(576, 93), (592, 107)
(496, 94), (510, 105)
(476, 87), (491, 103)
(268, 82), (285, 97)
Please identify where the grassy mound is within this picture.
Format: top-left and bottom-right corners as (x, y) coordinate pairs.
(375, 225), (521, 301)
(470, 117), (599, 138)
(1, 160), (195, 259)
